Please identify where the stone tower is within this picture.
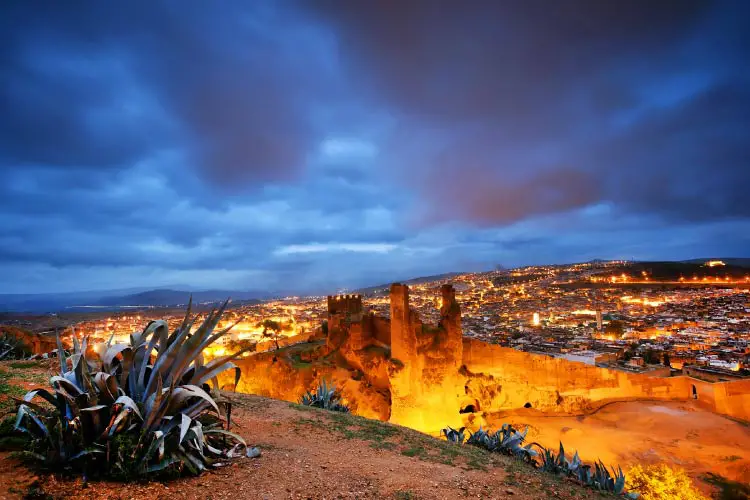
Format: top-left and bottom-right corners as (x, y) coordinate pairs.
(388, 283), (465, 434)
(438, 284), (463, 369)
(326, 294), (369, 350)
(390, 283), (416, 363)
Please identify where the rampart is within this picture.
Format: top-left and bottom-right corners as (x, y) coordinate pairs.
(688, 377), (750, 421)
(462, 339), (693, 416)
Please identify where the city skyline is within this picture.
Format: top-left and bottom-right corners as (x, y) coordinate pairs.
(2, 1), (749, 294)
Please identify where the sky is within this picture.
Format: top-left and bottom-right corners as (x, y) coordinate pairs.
(1, 1), (749, 295)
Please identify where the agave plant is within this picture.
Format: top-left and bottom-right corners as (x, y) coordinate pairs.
(564, 447), (583, 476)
(590, 460), (628, 494)
(300, 379), (349, 412)
(465, 424), (537, 461)
(0, 332), (30, 360)
(13, 298), (257, 478)
(494, 424), (537, 461)
(466, 426), (491, 448)
(441, 426), (466, 444)
(538, 442), (579, 475)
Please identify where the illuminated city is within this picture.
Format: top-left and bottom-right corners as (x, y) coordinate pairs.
(1, 1), (749, 498)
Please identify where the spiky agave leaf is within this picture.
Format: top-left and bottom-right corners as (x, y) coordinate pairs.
(613, 464), (626, 494)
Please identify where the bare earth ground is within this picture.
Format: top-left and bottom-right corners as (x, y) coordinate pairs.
(0, 361), (600, 500)
(488, 400), (750, 496)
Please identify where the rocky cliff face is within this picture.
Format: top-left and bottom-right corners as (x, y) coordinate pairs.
(221, 342), (391, 420)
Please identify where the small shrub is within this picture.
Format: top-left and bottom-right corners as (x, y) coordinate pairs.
(627, 464), (709, 500)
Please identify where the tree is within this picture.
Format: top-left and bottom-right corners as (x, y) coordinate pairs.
(627, 464), (709, 500)
(605, 320), (625, 338)
(261, 319), (282, 351)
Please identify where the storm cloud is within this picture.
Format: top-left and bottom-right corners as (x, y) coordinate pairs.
(0, 1), (748, 294)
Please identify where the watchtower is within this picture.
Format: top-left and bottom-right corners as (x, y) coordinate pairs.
(327, 294), (363, 317)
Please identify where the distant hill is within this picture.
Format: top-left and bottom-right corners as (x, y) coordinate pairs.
(0, 288), (264, 313)
(680, 258), (750, 268)
(95, 289), (262, 307)
(355, 272), (464, 294)
(600, 260), (750, 280)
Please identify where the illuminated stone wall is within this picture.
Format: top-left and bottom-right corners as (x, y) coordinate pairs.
(227, 283), (750, 435)
(387, 283), (465, 433)
(462, 339), (692, 415)
(371, 315), (391, 345)
(0, 326), (57, 354)
(691, 377), (750, 421)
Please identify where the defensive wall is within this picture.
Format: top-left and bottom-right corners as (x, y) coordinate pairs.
(460, 340), (750, 422)
(228, 283), (750, 434)
(687, 377), (750, 422)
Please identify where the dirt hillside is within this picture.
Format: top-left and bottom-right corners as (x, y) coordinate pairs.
(0, 360), (603, 500)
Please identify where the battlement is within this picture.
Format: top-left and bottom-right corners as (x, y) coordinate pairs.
(327, 294), (363, 315)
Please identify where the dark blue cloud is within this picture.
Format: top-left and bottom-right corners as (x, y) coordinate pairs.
(0, 1), (748, 294)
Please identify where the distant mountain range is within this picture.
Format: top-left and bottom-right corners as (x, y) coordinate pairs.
(95, 289), (262, 307)
(0, 288), (265, 313)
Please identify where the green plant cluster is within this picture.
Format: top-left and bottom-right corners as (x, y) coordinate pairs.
(12, 298), (257, 479)
(299, 380), (349, 413)
(441, 425), (639, 498)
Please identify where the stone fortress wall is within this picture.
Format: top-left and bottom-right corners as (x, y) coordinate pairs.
(689, 377), (750, 421)
(230, 283), (750, 434)
(462, 339), (693, 415)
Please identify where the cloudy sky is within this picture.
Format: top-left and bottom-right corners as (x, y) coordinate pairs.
(1, 1), (749, 295)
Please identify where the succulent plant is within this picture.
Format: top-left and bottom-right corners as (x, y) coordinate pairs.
(13, 298), (256, 478)
(441, 426), (466, 443)
(464, 424), (537, 462)
(466, 426), (490, 448)
(300, 379), (349, 412)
